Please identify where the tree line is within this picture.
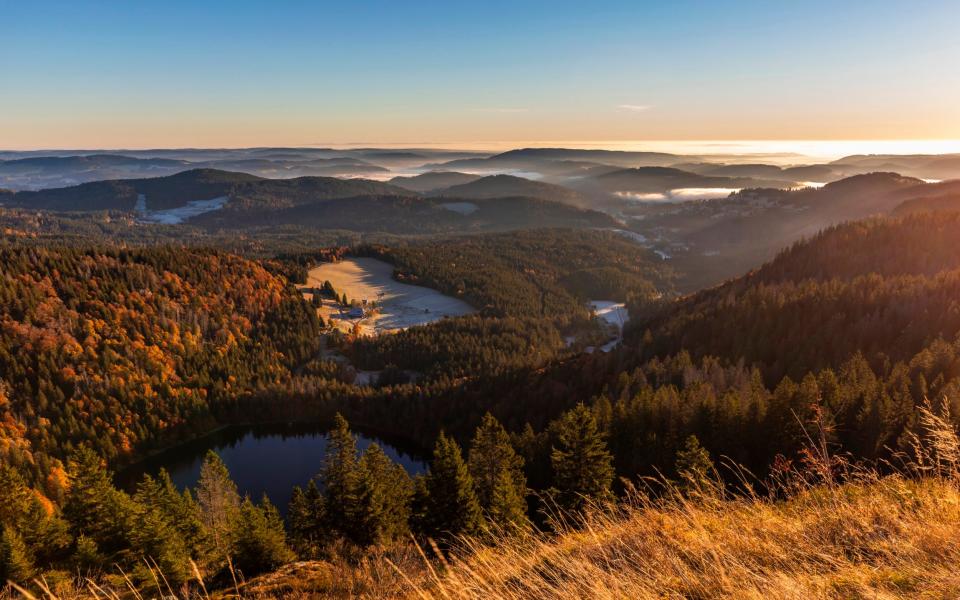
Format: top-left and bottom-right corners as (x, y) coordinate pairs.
(1, 409), (637, 593)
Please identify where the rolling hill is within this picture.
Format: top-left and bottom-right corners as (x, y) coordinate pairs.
(628, 172), (929, 290)
(389, 171), (483, 192)
(0, 169), (619, 237)
(830, 153), (960, 180)
(673, 162), (839, 183)
(431, 174), (585, 205)
(0, 154), (192, 190)
(893, 193), (960, 216)
(587, 166), (791, 195)
(432, 147), (685, 171)
(191, 194), (618, 233)
(2, 169), (410, 212)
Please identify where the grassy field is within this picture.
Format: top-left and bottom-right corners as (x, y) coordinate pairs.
(300, 257), (476, 336)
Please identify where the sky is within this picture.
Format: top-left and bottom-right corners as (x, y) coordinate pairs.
(2, 0), (960, 150)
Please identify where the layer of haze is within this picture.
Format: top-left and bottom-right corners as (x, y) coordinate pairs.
(2, 0), (959, 150)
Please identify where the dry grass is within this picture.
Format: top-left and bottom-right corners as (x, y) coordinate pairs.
(7, 403), (960, 599)
(405, 401), (960, 599)
(9, 481), (960, 600)
(412, 475), (960, 599)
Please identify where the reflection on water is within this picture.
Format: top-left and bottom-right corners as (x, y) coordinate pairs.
(117, 423), (427, 516)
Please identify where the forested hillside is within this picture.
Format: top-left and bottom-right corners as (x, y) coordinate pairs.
(340, 229), (670, 380)
(634, 213), (960, 380)
(366, 229), (670, 320)
(0, 246), (320, 491)
(192, 194), (618, 233)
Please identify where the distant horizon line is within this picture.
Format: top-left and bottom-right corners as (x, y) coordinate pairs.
(4, 139), (960, 161)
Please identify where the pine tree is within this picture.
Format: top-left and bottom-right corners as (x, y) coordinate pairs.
(675, 435), (716, 494)
(355, 443), (413, 547)
(468, 413), (528, 531)
(155, 470), (208, 555)
(0, 524), (35, 585)
(72, 534), (103, 574)
(410, 475), (430, 537)
(126, 499), (191, 586)
(288, 480), (324, 557)
(488, 469), (529, 532)
(232, 495), (295, 576)
(550, 404), (615, 512)
(420, 432), (482, 540)
(319, 414), (360, 540)
(0, 466), (69, 564)
(64, 448), (136, 558)
(195, 451), (241, 563)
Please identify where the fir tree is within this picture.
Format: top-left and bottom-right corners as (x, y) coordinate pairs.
(195, 451), (241, 563)
(319, 414), (360, 540)
(0, 466), (69, 564)
(287, 480), (323, 558)
(126, 500), (191, 586)
(0, 524), (35, 585)
(420, 432), (482, 540)
(550, 404), (615, 512)
(157, 470), (208, 555)
(72, 534), (103, 574)
(355, 443), (413, 547)
(675, 435), (716, 494)
(468, 413), (528, 531)
(488, 469), (529, 532)
(63, 448), (136, 558)
(232, 495), (295, 576)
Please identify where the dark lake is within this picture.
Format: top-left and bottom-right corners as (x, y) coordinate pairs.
(117, 423), (428, 515)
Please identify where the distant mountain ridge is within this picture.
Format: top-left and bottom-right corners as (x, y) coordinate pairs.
(2, 168), (409, 212)
(426, 147), (686, 172)
(0, 168), (618, 235)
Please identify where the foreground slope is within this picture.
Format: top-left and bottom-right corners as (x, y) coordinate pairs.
(402, 476), (960, 599)
(240, 447), (960, 599)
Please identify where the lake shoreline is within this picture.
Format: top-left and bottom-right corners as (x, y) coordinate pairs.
(114, 418), (430, 492)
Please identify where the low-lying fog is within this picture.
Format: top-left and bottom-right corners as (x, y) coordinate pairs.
(615, 188), (743, 202)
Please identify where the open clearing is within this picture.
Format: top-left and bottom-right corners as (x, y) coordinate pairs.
(302, 257), (476, 335)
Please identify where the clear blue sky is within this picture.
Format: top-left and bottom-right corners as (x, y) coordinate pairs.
(2, 0), (959, 148)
